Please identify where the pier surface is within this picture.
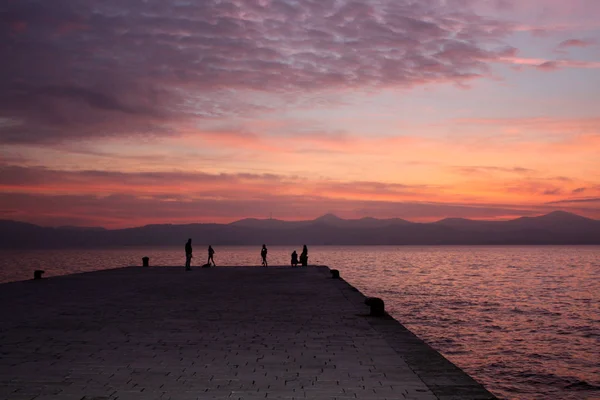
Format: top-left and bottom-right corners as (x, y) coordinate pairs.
(0, 266), (496, 400)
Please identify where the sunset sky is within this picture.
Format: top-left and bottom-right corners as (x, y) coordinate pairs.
(1, 0), (599, 228)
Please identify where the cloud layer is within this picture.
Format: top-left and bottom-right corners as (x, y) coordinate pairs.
(1, 0), (599, 226)
(1, 0), (515, 144)
(1, 165), (598, 227)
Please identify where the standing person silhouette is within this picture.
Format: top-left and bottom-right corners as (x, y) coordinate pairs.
(300, 244), (308, 266)
(207, 245), (216, 267)
(291, 250), (298, 267)
(261, 244), (268, 267)
(185, 238), (193, 271)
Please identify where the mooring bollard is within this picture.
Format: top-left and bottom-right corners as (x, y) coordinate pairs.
(365, 297), (385, 316)
(331, 269), (340, 279)
(142, 257), (149, 267)
(34, 270), (45, 280)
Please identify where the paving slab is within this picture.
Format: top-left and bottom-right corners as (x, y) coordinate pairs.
(0, 266), (496, 400)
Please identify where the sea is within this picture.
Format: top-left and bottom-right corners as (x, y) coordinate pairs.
(1, 245), (599, 400)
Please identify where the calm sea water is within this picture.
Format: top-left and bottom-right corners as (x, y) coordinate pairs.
(1, 245), (599, 400)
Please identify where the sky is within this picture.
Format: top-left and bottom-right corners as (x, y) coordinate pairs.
(1, 0), (599, 228)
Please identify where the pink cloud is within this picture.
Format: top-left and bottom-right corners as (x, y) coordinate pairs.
(557, 38), (597, 49)
(497, 55), (600, 71)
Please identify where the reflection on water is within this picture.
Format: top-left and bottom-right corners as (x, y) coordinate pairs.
(1, 245), (599, 400)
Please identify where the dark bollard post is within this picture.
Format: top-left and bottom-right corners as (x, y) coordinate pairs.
(34, 270), (45, 280)
(331, 269), (340, 279)
(365, 297), (385, 317)
(142, 257), (149, 267)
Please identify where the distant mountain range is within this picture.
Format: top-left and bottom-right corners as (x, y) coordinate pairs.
(1, 211), (599, 248)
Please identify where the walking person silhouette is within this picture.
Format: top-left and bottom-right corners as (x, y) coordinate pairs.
(185, 238), (193, 271)
(207, 245), (216, 267)
(261, 244), (268, 267)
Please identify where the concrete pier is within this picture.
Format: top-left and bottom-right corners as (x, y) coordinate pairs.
(0, 266), (496, 400)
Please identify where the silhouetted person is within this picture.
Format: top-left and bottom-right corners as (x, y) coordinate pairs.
(207, 245), (216, 266)
(291, 250), (298, 267)
(185, 238), (192, 270)
(300, 245), (308, 266)
(261, 244), (268, 267)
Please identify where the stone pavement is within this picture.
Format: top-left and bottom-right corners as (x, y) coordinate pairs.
(0, 266), (496, 400)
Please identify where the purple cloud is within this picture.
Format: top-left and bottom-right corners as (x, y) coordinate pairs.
(547, 197), (600, 205)
(536, 61), (559, 71)
(542, 188), (562, 195)
(1, 0), (513, 144)
(0, 166), (287, 188)
(557, 38), (596, 49)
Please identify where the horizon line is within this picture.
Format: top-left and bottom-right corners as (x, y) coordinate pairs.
(2, 210), (596, 230)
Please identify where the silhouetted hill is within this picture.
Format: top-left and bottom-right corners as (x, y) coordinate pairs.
(57, 225), (107, 231)
(313, 214), (411, 229)
(228, 218), (311, 230)
(507, 211), (598, 230)
(0, 212), (599, 248)
(435, 211), (598, 233)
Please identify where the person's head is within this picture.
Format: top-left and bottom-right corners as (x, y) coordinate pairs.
(262, 244), (266, 248)
(187, 238), (191, 243)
